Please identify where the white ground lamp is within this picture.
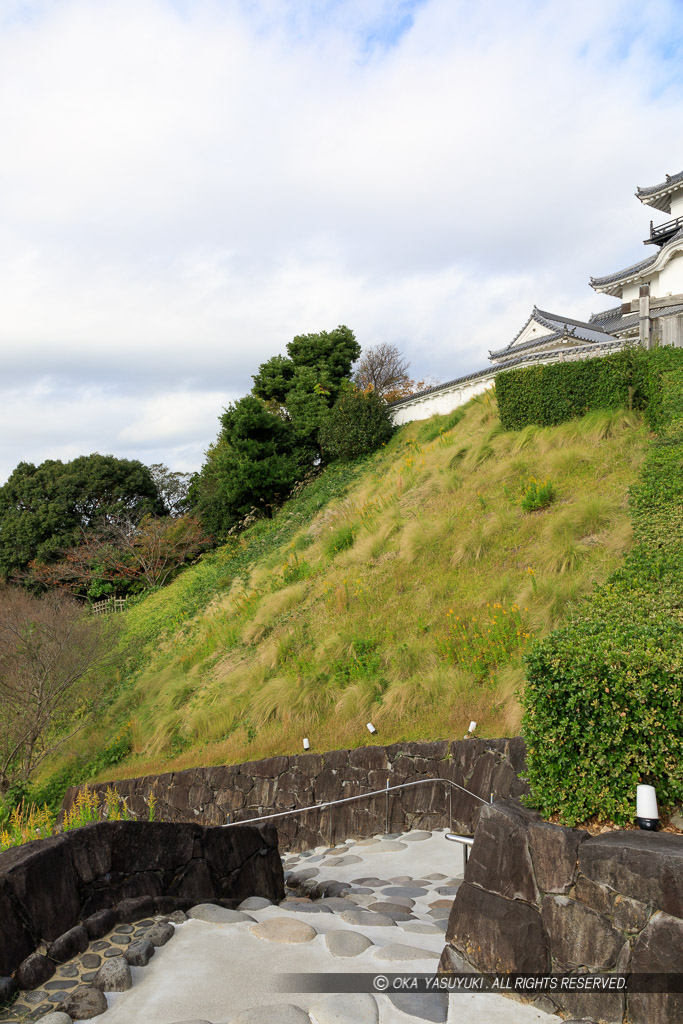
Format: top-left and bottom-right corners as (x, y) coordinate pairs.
(302, 738), (310, 751)
(463, 720), (477, 739)
(366, 723), (377, 735)
(636, 784), (659, 831)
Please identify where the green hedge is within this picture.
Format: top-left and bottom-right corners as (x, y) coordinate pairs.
(494, 347), (672, 430)
(522, 350), (683, 825)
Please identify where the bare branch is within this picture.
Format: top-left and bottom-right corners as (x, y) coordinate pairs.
(0, 586), (121, 793)
(353, 343), (411, 397)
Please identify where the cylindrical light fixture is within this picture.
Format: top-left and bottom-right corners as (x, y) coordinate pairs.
(366, 722), (377, 734)
(468, 721), (477, 734)
(636, 784), (659, 830)
(303, 737), (310, 751)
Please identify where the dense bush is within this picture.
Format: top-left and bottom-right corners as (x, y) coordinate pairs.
(494, 347), (676, 430)
(319, 385), (394, 461)
(522, 352), (683, 824)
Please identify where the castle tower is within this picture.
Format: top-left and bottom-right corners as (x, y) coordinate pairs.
(590, 170), (683, 348)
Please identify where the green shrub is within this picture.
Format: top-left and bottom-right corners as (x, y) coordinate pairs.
(495, 347), (683, 431)
(522, 353), (683, 824)
(319, 385), (394, 461)
(523, 586), (683, 824)
(520, 478), (556, 513)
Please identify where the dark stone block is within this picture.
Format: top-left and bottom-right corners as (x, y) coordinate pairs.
(242, 755), (289, 778)
(445, 881), (548, 972)
(321, 748), (349, 770)
(528, 820), (587, 894)
(294, 753), (323, 774)
(612, 894), (652, 933)
(0, 976), (17, 1007)
(579, 831), (683, 918)
(168, 859), (215, 899)
(110, 821), (196, 874)
(436, 760), (465, 787)
(401, 776), (443, 815)
(202, 825), (262, 879)
(0, 877), (34, 977)
(541, 895), (623, 970)
(337, 765), (367, 785)
(467, 751), (504, 804)
(248, 776), (279, 806)
(573, 875), (614, 916)
(437, 945), (476, 973)
(166, 783), (192, 813)
(17, 952), (55, 990)
(48, 925), (89, 963)
(116, 896), (155, 922)
(1, 834), (80, 942)
(83, 909), (116, 940)
(628, 911), (683, 1024)
(65, 824), (113, 884)
(367, 769), (393, 789)
(58, 984), (108, 1020)
(450, 738), (487, 774)
(403, 740), (448, 759)
(505, 736), (527, 776)
(231, 773), (255, 795)
(389, 755), (415, 779)
(465, 801), (539, 903)
(556, 989), (625, 1024)
(313, 769), (343, 803)
(348, 745), (389, 771)
(124, 938), (155, 966)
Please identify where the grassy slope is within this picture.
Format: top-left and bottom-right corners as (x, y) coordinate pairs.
(40, 394), (648, 790)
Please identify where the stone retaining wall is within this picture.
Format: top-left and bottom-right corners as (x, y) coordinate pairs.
(439, 800), (683, 1024)
(61, 738), (528, 851)
(0, 820), (283, 981)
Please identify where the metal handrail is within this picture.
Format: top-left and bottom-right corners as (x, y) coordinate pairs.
(445, 831), (475, 865)
(223, 776), (491, 840)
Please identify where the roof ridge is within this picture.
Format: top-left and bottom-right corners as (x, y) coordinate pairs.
(636, 169), (683, 198)
(590, 251), (658, 288)
(535, 308), (607, 333)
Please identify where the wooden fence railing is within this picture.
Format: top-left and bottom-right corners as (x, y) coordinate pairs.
(90, 597), (127, 615)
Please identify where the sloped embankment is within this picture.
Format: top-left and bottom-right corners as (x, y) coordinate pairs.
(48, 394), (647, 786)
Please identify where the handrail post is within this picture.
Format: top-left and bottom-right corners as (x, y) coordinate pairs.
(329, 801), (333, 847)
(385, 780), (389, 834)
(449, 785), (452, 832)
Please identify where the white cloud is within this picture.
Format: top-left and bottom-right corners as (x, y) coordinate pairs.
(1, 0), (683, 481)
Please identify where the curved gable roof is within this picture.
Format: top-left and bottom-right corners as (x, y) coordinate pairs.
(490, 307), (610, 359)
(637, 170), (683, 213)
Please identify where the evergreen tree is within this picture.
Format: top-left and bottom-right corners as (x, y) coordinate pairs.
(191, 396), (300, 535)
(0, 455), (163, 580)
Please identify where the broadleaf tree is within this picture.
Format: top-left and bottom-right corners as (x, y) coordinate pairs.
(0, 455), (163, 581)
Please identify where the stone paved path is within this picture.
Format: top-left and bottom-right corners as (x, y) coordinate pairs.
(2, 829), (561, 1024)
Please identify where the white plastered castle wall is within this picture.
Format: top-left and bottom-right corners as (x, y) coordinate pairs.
(669, 190), (683, 217)
(657, 251), (683, 297)
(390, 373), (496, 425)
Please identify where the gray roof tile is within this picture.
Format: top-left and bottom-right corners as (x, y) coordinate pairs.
(590, 252), (658, 288)
(636, 170), (683, 199)
(491, 307), (611, 359)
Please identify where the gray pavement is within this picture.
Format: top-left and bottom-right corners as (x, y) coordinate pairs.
(53, 830), (560, 1024)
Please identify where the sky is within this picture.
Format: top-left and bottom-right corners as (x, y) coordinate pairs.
(2, 0), (683, 483)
